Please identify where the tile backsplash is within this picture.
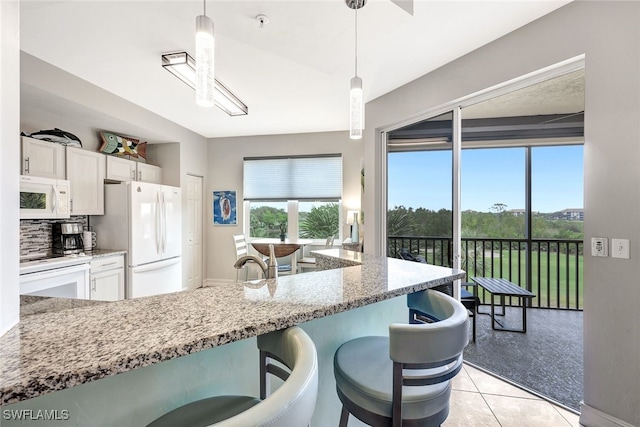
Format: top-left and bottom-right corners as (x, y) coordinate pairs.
(20, 216), (88, 257)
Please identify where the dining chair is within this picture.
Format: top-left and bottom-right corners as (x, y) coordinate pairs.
(334, 290), (469, 426)
(297, 235), (334, 273)
(146, 326), (318, 427)
(233, 234), (266, 282)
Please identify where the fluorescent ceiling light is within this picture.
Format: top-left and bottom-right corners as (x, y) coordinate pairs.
(161, 52), (248, 116)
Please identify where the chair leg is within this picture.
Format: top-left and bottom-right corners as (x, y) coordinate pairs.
(339, 406), (349, 427)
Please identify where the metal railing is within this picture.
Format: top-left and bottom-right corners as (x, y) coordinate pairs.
(388, 236), (583, 310)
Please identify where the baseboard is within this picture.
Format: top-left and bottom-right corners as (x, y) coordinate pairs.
(580, 403), (636, 427)
(202, 278), (236, 287)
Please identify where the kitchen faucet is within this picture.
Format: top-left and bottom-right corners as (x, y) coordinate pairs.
(234, 244), (278, 279)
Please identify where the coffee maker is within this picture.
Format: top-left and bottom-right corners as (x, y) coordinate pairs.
(52, 223), (84, 255)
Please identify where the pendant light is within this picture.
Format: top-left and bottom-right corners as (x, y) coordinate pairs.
(347, 0), (366, 140)
(195, 0), (215, 107)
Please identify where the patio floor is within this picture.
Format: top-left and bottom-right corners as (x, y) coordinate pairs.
(462, 306), (583, 412)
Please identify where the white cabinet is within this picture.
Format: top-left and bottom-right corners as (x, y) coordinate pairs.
(90, 255), (125, 301)
(21, 136), (66, 179)
(106, 156), (161, 184)
(137, 162), (162, 184)
(66, 146), (105, 215)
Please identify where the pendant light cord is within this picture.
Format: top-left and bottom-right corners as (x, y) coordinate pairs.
(354, 5), (358, 77)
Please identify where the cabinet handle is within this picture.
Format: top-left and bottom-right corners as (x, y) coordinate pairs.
(25, 157), (30, 174)
(91, 278), (96, 292)
(131, 169), (136, 180)
(138, 170), (142, 181)
(100, 262), (118, 267)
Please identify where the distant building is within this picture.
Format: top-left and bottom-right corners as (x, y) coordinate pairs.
(551, 208), (584, 221)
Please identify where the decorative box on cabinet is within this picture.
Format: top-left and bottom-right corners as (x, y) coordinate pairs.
(90, 255), (125, 301)
(106, 156), (161, 184)
(66, 147), (105, 215)
(21, 136), (66, 179)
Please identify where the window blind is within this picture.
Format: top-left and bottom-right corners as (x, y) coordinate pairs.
(244, 155), (342, 201)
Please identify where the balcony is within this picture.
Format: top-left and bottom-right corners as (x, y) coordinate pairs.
(388, 236), (584, 310)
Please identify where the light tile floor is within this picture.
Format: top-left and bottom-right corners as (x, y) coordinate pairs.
(443, 363), (581, 427)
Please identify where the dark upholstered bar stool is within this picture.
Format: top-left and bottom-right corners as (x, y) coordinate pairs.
(147, 326), (318, 427)
(334, 290), (469, 426)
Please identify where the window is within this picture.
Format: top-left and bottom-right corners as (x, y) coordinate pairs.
(244, 155), (342, 240)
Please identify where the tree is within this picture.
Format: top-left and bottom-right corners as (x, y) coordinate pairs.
(299, 203), (339, 239)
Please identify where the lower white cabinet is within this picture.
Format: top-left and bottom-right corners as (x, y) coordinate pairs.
(90, 255), (125, 301)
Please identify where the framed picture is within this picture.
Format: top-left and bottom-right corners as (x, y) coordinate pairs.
(213, 190), (237, 225)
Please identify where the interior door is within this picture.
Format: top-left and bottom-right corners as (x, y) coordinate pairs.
(161, 185), (182, 259)
(186, 174), (203, 290)
(129, 181), (160, 266)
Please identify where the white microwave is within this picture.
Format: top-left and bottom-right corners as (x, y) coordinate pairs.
(20, 175), (71, 219)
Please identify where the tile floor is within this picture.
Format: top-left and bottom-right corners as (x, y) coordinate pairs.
(443, 363), (581, 427)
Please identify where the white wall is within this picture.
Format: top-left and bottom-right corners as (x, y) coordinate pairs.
(0, 1), (20, 337)
(363, 2), (639, 425)
(206, 132), (362, 281)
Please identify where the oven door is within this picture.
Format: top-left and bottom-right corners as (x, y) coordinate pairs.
(20, 263), (90, 299)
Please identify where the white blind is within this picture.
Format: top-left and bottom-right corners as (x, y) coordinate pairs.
(244, 155), (342, 201)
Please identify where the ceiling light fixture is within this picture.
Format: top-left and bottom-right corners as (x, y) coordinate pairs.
(195, 0), (215, 107)
(347, 0), (366, 140)
(161, 52), (248, 116)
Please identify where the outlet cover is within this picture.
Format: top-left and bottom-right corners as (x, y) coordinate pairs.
(591, 237), (608, 257)
(611, 238), (630, 259)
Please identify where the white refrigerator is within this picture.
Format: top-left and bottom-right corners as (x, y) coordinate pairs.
(93, 182), (182, 298)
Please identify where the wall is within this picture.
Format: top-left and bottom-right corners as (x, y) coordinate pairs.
(0, 1), (20, 337)
(206, 132), (362, 281)
(363, 2), (640, 425)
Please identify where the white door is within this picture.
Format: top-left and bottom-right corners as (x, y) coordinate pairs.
(21, 137), (66, 179)
(138, 163), (162, 184)
(90, 269), (124, 301)
(129, 181), (161, 266)
(186, 174), (203, 290)
(161, 185), (182, 259)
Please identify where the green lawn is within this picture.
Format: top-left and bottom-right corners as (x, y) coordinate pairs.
(464, 249), (583, 309)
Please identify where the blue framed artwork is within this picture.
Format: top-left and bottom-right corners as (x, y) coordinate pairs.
(213, 190), (237, 225)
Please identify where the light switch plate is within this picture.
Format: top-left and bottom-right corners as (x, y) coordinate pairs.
(591, 237), (608, 257)
(611, 238), (630, 259)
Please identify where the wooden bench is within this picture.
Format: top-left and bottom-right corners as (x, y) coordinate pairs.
(470, 277), (536, 333)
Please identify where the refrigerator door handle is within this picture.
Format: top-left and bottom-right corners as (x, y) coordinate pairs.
(155, 191), (161, 255)
(131, 257), (180, 273)
(161, 191), (166, 254)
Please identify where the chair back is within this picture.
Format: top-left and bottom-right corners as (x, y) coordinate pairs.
(233, 234), (249, 258)
(325, 235), (335, 248)
(393, 290), (469, 367)
(216, 327), (319, 427)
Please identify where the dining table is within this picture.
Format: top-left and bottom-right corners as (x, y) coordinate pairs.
(250, 238), (314, 274)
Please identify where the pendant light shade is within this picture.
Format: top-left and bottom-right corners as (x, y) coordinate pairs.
(347, 0), (366, 140)
(195, 7), (214, 108)
(350, 76), (363, 139)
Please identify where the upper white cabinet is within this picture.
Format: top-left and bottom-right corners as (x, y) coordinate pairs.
(21, 136), (66, 179)
(106, 156), (161, 184)
(66, 146), (105, 215)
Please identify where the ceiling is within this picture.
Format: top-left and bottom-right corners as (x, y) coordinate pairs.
(20, 0), (573, 139)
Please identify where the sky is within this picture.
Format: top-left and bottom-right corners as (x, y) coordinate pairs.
(388, 145), (584, 213)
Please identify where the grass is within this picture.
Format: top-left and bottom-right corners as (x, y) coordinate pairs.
(464, 249), (584, 309)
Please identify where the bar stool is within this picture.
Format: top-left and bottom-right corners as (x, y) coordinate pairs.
(334, 290), (469, 426)
(147, 326), (318, 427)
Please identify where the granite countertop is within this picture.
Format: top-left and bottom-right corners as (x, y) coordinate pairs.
(0, 252), (465, 405)
(84, 249), (127, 258)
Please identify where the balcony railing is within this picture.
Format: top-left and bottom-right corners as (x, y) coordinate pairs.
(388, 236), (583, 310)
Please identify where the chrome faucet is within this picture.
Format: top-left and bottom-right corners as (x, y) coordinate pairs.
(234, 244), (278, 279)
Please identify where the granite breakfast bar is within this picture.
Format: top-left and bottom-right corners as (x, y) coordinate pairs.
(0, 251), (465, 426)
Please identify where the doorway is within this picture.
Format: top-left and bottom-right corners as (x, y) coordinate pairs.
(186, 174), (203, 290)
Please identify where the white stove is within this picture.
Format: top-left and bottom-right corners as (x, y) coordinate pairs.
(20, 253), (92, 275)
(20, 253), (92, 299)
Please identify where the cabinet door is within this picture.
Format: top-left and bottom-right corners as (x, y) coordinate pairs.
(137, 163), (162, 184)
(21, 137), (66, 179)
(106, 156), (136, 182)
(66, 147), (106, 215)
(90, 268), (124, 301)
